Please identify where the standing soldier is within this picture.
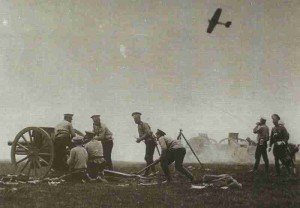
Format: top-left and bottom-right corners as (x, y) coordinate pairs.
(91, 115), (114, 170)
(53, 113), (76, 173)
(132, 112), (157, 176)
(155, 129), (194, 183)
(269, 114), (290, 176)
(252, 117), (269, 174)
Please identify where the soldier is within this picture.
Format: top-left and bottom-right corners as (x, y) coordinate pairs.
(53, 113), (76, 173)
(91, 115), (114, 170)
(65, 136), (88, 182)
(155, 129), (194, 183)
(132, 112), (157, 176)
(84, 131), (107, 181)
(252, 117), (269, 174)
(269, 114), (290, 176)
(246, 137), (257, 146)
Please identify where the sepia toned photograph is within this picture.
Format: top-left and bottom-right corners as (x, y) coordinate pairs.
(0, 0), (299, 207)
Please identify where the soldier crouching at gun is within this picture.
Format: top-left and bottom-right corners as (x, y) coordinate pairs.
(268, 114), (290, 176)
(154, 129), (194, 183)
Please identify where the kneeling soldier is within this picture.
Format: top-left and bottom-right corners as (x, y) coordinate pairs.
(65, 136), (88, 182)
(155, 129), (194, 183)
(84, 131), (106, 181)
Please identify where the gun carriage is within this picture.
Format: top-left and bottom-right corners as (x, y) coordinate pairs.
(7, 127), (83, 179)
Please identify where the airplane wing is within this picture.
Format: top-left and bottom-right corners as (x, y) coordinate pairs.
(207, 21), (217, 33)
(207, 8), (222, 34)
(211, 8), (222, 22)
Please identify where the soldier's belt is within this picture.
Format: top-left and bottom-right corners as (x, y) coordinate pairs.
(275, 141), (285, 146)
(89, 156), (105, 160)
(55, 132), (70, 139)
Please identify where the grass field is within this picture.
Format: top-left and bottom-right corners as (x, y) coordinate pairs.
(0, 161), (299, 208)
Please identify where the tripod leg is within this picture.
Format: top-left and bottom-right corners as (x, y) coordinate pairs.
(181, 132), (204, 169)
(177, 130), (182, 140)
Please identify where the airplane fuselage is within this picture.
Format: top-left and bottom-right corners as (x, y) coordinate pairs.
(208, 20), (226, 25)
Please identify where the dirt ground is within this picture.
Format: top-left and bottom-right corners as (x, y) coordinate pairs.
(0, 161), (299, 208)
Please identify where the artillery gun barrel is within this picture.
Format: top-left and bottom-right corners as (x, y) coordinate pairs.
(8, 141), (28, 146)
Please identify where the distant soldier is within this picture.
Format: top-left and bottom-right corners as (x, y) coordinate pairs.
(155, 129), (194, 183)
(269, 114), (290, 176)
(132, 112), (157, 176)
(246, 137), (257, 146)
(252, 117), (269, 173)
(84, 131), (107, 181)
(65, 136), (88, 182)
(288, 143), (299, 162)
(91, 115), (114, 170)
(53, 113), (76, 172)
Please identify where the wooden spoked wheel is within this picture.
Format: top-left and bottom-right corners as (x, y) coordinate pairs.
(11, 127), (54, 179)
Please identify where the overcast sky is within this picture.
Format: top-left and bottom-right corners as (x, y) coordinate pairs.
(0, 0), (299, 161)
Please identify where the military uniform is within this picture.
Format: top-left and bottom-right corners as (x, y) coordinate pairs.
(138, 121), (157, 175)
(53, 114), (76, 172)
(156, 129), (194, 182)
(64, 136), (88, 182)
(85, 131), (106, 178)
(92, 118), (114, 170)
(253, 123), (269, 172)
(270, 125), (290, 175)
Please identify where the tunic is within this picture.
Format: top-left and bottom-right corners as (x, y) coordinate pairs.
(54, 120), (76, 139)
(85, 139), (105, 164)
(158, 136), (184, 151)
(67, 146), (88, 170)
(253, 124), (269, 145)
(93, 123), (113, 142)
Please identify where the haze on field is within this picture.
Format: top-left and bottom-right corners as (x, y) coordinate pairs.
(0, 0), (299, 162)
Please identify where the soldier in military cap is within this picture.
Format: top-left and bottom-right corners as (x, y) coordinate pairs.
(132, 112), (157, 176)
(64, 136), (88, 182)
(269, 114), (290, 176)
(155, 129), (194, 183)
(252, 116), (269, 174)
(91, 115), (114, 170)
(84, 131), (107, 181)
(53, 113), (76, 172)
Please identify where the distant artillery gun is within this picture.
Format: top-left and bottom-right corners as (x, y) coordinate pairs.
(185, 133), (218, 159)
(219, 133), (256, 162)
(186, 133), (256, 163)
(218, 138), (248, 146)
(7, 127), (84, 179)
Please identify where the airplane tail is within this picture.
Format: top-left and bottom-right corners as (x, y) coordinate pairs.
(225, 21), (232, 28)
